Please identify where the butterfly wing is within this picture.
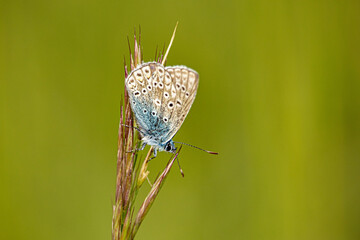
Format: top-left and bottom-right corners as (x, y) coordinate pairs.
(125, 62), (171, 140)
(162, 65), (199, 142)
(125, 62), (199, 145)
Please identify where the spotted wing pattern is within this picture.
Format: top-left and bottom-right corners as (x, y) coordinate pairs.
(163, 65), (199, 141)
(125, 62), (199, 145)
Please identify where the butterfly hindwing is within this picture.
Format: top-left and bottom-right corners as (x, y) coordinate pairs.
(163, 66), (199, 142)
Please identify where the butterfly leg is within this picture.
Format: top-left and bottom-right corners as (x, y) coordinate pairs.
(126, 142), (146, 153)
(154, 148), (157, 157)
(139, 142), (147, 151)
(147, 148), (157, 162)
(121, 123), (143, 135)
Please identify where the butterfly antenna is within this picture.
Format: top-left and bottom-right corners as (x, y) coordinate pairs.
(161, 21), (178, 66)
(174, 141), (219, 155)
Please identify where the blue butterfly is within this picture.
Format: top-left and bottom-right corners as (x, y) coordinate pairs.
(125, 62), (199, 157)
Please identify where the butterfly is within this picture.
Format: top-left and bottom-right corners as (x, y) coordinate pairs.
(125, 62), (199, 157)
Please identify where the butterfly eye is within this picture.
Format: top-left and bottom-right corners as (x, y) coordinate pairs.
(165, 143), (172, 152)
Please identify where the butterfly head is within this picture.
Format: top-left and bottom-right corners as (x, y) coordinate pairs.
(161, 140), (176, 154)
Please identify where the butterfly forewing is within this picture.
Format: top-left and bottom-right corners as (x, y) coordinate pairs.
(126, 63), (164, 138)
(125, 62), (199, 145)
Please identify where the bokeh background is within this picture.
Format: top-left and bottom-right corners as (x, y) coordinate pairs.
(1, 0), (360, 239)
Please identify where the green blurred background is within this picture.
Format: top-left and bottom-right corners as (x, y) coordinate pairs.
(1, 0), (360, 239)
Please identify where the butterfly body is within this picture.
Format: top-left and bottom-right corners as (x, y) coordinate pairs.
(125, 62), (199, 156)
